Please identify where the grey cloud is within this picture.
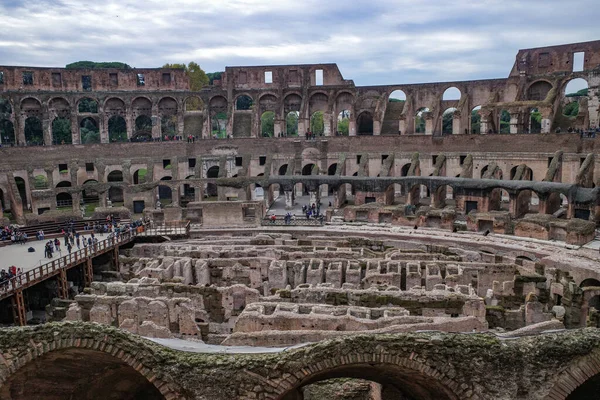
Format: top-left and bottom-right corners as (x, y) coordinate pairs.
(0, 0), (598, 85)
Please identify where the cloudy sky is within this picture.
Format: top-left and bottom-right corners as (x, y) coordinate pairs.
(1, 0), (599, 86)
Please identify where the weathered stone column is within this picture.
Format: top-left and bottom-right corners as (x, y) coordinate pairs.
(70, 113), (80, 144)
(309, 190), (320, 206)
(510, 112), (520, 134)
(172, 186), (180, 206)
(284, 190), (294, 209)
(152, 104), (161, 139)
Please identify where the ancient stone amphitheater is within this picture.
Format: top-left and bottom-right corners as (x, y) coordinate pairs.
(0, 40), (600, 399)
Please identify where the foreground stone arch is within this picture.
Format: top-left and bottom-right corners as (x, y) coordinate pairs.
(0, 323), (184, 400)
(271, 352), (463, 400)
(546, 348), (600, 400)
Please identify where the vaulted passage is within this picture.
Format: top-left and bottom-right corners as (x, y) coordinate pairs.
(279, 363), (458, 400)
(567, 373), (600, 399)
(0, 349), (164, 400)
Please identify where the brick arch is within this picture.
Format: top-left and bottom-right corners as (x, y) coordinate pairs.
(269, 352), (465, 400)
(546, 348), (600, 399)
(0, 330), (184, 399)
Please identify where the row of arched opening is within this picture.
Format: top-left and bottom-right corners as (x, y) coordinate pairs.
(0, 115), (161, 145)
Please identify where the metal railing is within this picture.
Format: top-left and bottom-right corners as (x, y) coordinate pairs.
(262, 218), (323, 226)
(136, 220), (191, 237)
(0, 221), (190, 300)
(0, 230), (137, 300)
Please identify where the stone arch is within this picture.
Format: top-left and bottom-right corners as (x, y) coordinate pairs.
(108, 115), (127, 142)
(442, 107), (457, 135)
(389, 89), (407, 102)
(356, 111), (373, 135)
(527, 80), (553, 101)
(25, 116), (43, 145)
(135, 115), (153, 133)
(442, 86), (461, 101)
(309, 111), (324, 135)
(158, 97), (178, 116)
(278, 164), (288, 176)
(107, 170), (124, 182)
(510, 165), (533, 181)
(415, 107), (430, 134)
(515, 189), (537, 218)
(261, 111), (275, 137)
(48, 97), (71, 118)
(184, 95), (204, 111)
(285, 111), (299, 136)
(20, 97), (42, 116)
(0, 330), (181, 400)
(481, 165), (503, 180)
(235, 94), (254, 111)
(547, 349), (600, 400)
(259, 93), (278, 112)
(328, 163), (338, 176)
(580, 278), (600, 288)
(489, 188), (510, 211)
(77, 97), (99, 113)
(471, 105), (482, 134)
(336, 91), (355, 110)
(209, 96), (228, 138)
(284, 93), (302, 113)
(56, 192), (73, 208)
(309, 92), (329, 114)
(52, 117), (72, 145)
(132, 96), (153, 116)
(56, 181), (72, 188)
(133, 168), (148, 184)
(0, 97), (13, 115)
(434, 184), (454, 208)
(0, 119), (16, 145)
(561, 78), (589, 122)
(104, 97), (126, 116)
(80, 117), (100, 144)
(273, 354), (462, 400)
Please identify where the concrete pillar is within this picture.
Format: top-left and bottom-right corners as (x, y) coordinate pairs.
(425, 115), (433, 135)
(452, 114), (461, 134)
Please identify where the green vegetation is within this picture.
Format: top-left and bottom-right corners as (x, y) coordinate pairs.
(163, 62), (209, 91)
(24, 117), (43, 144)
(66, 61), (131, 69)
(52, 118), (72, 144)
(161, 116), (177, 137)
(236, 96), (253, 111)
(415, 110), (427, 134)
(471, 109), (481, 134)
(108, 116), (127, 142)
(286, 112), (299, 136)
(207, 72), (223, 85)
(566, 88), (588, 97)
(499, 110), (510, 133)
(389, 98), (405, 103)
(78, 98), (98, 113)
(137, 169), (148, 183)
(212, 112), (227, 138)
(261, 111), (275, 137)
(80, 118), (100, 144)
(0, 98), (12, 114)
(563, 101), (580, 117)
(33, 175), (48, 189)
(310, 112), (324, 135)
(442, 110), (454, 134)
(530, 109), (542, 133)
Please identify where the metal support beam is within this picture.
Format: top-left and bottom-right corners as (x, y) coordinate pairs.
(84, 258), (93, 287)
(11, 290), (26, 326)
(113, 246), (120, 271)
(57, 269), (68, 299)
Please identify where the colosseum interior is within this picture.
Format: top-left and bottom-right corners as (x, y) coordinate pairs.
(0, 40), (600, 399)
